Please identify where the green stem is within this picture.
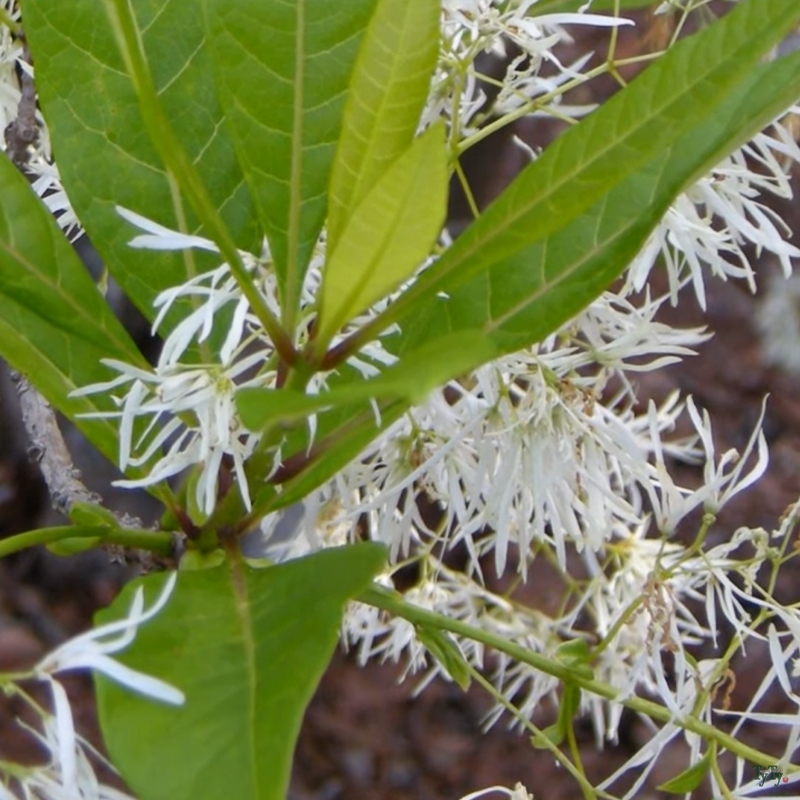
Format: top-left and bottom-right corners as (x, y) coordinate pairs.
(0, 8), (21, 35)
(709, 744), (735, 800)
(0, 525), (173, 559)
(453, 157), (481, 222)
(359, 583), (783, 768)
(455, 52), (662, 157)
(469, 667), (604, 799)
(105, 528), (175, 554)
(102, 0), (296, 366)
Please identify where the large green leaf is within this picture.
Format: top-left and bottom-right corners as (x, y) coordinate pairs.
(22, 0), (260, 330)
(327, 0), (440, 251)
(202, 0), (379, 329)
(0, 153), (145, 468)
(96, 544), (386, 800)
(316, 123), (448, 346)
(370, 0), (800, 336)
(395, 50), (800, 355)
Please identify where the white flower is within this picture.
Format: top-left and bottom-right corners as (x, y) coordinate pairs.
(8, 713), (136, 799)
(24, 573), (182, 798)
(636, 395), (768, 535)
(625, 117), (800, 308)
(458, 783), (533, 800)
(36, 571), (183, 701)
(76, 351), (269, 515)
(429, 1), (632, 140)
(72, 209), (284, 515)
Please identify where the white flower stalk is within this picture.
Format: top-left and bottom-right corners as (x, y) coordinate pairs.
(296, 295), (709, 582)
(309, 377), (771, 742)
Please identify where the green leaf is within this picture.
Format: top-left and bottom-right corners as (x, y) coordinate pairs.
(533, 722), (567, 749)
(179, 549), (226, 571)
(532, 682), (581, 750)
(203, 0), (379, 327)
(327, 0), (440, 251)
(415, 625), (471, 690)
(251, 397), (409, 515)
(397, 49), (800, 356)
(657, 751), (713, 794)
(96, 545), (386, 800)
(555, 639), (594, 680)
(69, 501), (120, 529)
(22, 0), (260, 330)
(531, 640), (594, 749)
(46, 529), (107, 557)
(317, 122), (447, 346)
(239, 330), (495, 433)
(0, 152), (146, 467)
(376, 0), (800, 342)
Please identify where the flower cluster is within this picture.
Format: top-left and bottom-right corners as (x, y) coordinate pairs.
(429, 0), (633, 141)
(69, 210), (282, 517)
(4, 0), (800, 798)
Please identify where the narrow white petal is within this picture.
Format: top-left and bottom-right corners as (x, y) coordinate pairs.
(49, 680), (77, 793)
(116, 206), (217, 252)
(74, 652), (185, 706)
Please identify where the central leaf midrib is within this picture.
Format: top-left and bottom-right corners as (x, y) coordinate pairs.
(284, 0), (307, 333)
(228, 559), (259, 798)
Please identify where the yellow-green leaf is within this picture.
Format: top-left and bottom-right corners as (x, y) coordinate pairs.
(328, 0), (440, 250)
(416, 625), (471, 690)
(317, 122), (447, 347)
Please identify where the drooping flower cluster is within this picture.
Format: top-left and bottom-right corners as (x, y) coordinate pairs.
(626, 123), (800, 308)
